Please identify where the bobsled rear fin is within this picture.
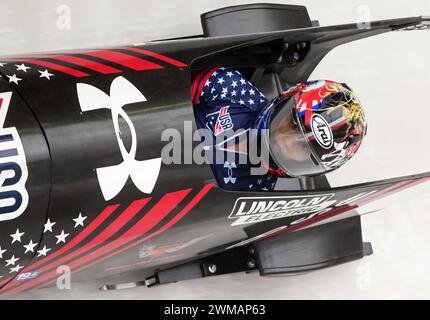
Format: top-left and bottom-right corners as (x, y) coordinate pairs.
(201, 3), (313, 37)
(191, 15), (430, 86)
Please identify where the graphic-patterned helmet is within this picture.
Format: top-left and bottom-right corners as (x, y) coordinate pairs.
(259, 80), (367, 177)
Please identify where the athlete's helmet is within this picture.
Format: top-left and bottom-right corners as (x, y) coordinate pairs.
(257, 80), (367, 177)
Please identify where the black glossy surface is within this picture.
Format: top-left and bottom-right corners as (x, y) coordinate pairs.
(0, 14), (428, 293)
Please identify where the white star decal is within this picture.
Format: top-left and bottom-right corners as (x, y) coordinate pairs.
(5, 255), (19, 266)
(220, 93), (227, 99)
(7, 74), (22, 85)
(240, 78), (246, 85)
(10, 265), (24, 274)
(73, 212), (87, 228)
(241, 89), (246, 95)
(221, 87), (228, 94)
(231, 81), (238, 88)
(249, 89), (256, 95)
(217, 77), (225, 84)
(248, 99), (255, 105)
(37, 245), (51, 257)
(231, 90), (237, 97)
(0, 246), (6, 259)
(23, 240), (38, 254)
(204, 79), (211, 87)
(10, 229), (25, 244)
(38, 69), (54, 80)
(226, 71), (234, 77)
(55, 230), (69, 244)
(44, 218), (56, 233)
(239, 100), (245, 105)
(15, 63), (31, 72)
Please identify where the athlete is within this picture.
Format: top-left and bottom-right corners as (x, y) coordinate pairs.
(192, 67), (367, 191)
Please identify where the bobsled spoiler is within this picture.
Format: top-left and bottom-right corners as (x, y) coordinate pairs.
(153, 15), (430, 43)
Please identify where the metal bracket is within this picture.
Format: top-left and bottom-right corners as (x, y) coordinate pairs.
(145, 245), (257, 287)
(101, 216), (373, 290)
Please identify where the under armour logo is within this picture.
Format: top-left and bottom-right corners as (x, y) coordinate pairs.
(76, 76), (161, 201)
(223, 161), (237, 184)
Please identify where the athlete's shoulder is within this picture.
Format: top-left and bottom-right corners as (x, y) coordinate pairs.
(193, 67), (268, 111)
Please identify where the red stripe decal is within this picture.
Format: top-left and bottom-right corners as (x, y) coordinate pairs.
(2, 199), (149, 294)
(258, 179), (418, 243)
(49, 55), (122, 74)
(44, 183), (215, 289)
(34, 198), (149, 272)
(0, 277), (12, 288)
(7, 189), (192, 294)
(23, 59), (90, 77)
(124, 47), (187, 67)
(0, 205), (119, 292)
(20, 205), (119, 274)
(84, 50), (163, 71)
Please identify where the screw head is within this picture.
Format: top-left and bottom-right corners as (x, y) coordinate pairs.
(247, 259), (256, 269)
(208, 264), (217, 274)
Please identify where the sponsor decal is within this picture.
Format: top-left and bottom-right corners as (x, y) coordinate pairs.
(76, 76), (162, 201)
(206, 106), (234, 136)
(0, 92), (29, 221)
(310, 114), (333, 149)
(15, 271), (38, 281)
(228, 191), (381, 227)
(223, 161), (237, 184)
(229, 194), (336, 226)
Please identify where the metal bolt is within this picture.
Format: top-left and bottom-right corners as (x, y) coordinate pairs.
(247, 259), (256, 269)
(293, 52), (300, 61)
(301, 42), (307, 48)
(208, 264), (217, 274)
(248, 246), (255, 255)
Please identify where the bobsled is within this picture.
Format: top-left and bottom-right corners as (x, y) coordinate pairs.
(0, 3), (429, 294)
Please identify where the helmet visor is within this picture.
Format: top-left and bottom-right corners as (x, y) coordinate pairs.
(269, 98), (327, 177)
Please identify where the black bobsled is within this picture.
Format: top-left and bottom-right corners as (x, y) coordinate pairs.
(0, 4), (428, 294)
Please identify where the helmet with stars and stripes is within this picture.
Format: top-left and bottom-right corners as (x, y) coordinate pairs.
(257, 80), (367, 177)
